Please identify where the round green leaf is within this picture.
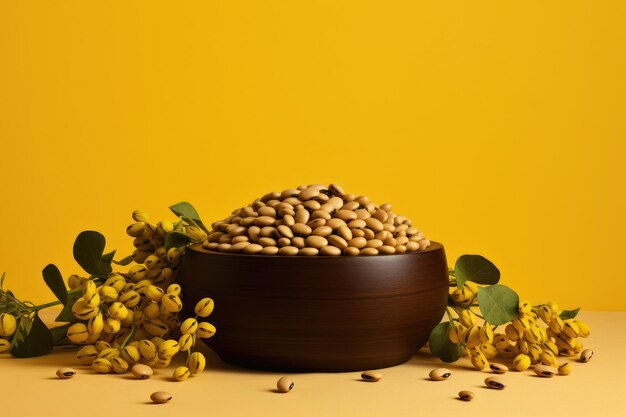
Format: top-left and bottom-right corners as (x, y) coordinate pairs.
(455, 255), (500, 288)
(428, 321), (462, 363)
(477, 284), (520, 325)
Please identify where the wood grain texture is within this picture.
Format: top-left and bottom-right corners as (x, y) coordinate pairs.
(179, 242), (449, 372)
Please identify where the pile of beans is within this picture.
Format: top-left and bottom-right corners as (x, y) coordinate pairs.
(203, 184), (431, 256)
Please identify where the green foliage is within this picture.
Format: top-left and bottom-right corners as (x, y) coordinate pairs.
(455, 255), (500, 288)
(428, 321), (463, 363)
(477, 284), (520, 325)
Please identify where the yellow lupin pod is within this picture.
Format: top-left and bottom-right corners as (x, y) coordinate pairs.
(512, 317), (530, 332)
(479, 343), (498, 359)
(155, 357), (171, 368)
(84, 292), (100, 308)
(470, 350), (489, 370)
(82, 280), (97, 298)
(67, 323), (90, 344)
(103, 318), (121, 334)
(542, 341), (559, 356)
(132, 210), (149, 223)
(517, 339), (530, 355)
(126, 222), (146, 237)
(562, 320), (580, 338)
(538, 305), (552, 324)
(139, 340), (157, 360)
(194, 298), (214, 317)
(97, 347), (120, 360)
(547, 301), (559, 314)
(110, 357), (129, 374)
(459, 309), (476, 328)
(99, 286), (118, 302)
(189, 352), (206, 375)
(118, 290), (141, 308)
(541, 350), (558, 367)
(573, 339), (583, 354)
(448, 322), (466, 343)
(76, 345), (99, 365)
(479, 325), (494, 344)
(524, 326), (542, 344)
(464, 326), (481, 349)
(144, 319), (169, 337)
(121, 345), (141, 364)
(157, 340), (180, 359)
(179, 333), (194, 352)
(87, 314), (104, 336)
(104, 274), (126, 293)
(576, 320), (591, 338)
(180, 318), (199, 335)
(558, 362), (573, 375)
(145, 285), (165, 302)
(167, 247), (182, 263)
(0, 313), (17, 337)
(518, 301), (532, 314)
(556, 334), (576, 350)
(166, 283), (181, 296)
(162, 294), (183, 313)
(127, 265), (147, 282)
(92, 358), (112, 373)
(142, 302), (160, 320)
(67, 274), (83, 290)
(108, 302), (129, 321)
(549, 316), (564, 333)
(513, 354), (531, 371)
(95, 341), (111, 352)
(71, 299), (99, 320)
(121, 310), (135, 327)
(493, 334), (511, 351)
(196, 322), (216, 339)
(528, 344), (542, 364)
(173, 366), (191, 381)
(0, 339), (12, 353)
(504, 324), (520, 341)
(132, 310), (146, 325)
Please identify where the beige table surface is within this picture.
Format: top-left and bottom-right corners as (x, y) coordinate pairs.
(1, 311), (625, 417)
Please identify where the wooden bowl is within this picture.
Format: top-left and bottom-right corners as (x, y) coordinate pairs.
(179, 241), (448, 372)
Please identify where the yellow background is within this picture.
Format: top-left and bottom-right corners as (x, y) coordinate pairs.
(0, 1), (624, 310)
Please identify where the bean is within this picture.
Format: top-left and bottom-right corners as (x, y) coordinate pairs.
(429, 368), (451, 381)
(298, 247), (319, 256)
(365, 218), (384, 232)
(292, 237), (305, 248)
(257, 206), (276, 218)
(261, 246), (279, 255)
(348, 237), (367, 249)
(303, 200), (321, 211)
(343, 247), (360, 256)
(327, 235), (348, 249)
(320, 246), (341, 256)
(259, 237), (277, 247)
(131, 364), (154, 379)
(484, 376), (506, 390)
(355, 209), (371, 220)
(308, 218), (327, 229)
(342, 201), (360, 211)
(534, 365), (557, 377)
(360, 248), (378, 256)
(292, 223), (312, 236)
(489, 363), (509, 374)
(338, 225), (353, 241)
(361, 370), (383, 382)
(458, 390), (475, 401)
(328, 183), (345, 196)
(229, 241), (249, 253)
(378, 245), (395, 254)
(277, 225), (294, 238)
(312, 226), (333, 237)
(558, 362), (573, 375)
(277, 377), (294, 393)
(278, 246), (299, 256)
(295, 208), (310, 224)
(580, 349), (593, 363)
(336, 210), (357, 221)
(326, 218), (346, 229)
(282, 214), (295, 227)
(150, 391), (172, 404)
(311, 210), (331, 220)
(366, 239), (383, 249)
(348, 219), (366, 229)
(56, 368), (76, 379)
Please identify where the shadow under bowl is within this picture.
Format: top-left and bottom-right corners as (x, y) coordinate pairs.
(179, 241), (448, 372)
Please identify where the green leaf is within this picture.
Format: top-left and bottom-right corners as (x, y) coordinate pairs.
(42, 264), (67, 305)
(559, 308), (580, 319)
(99, 250), (115, 276)
(73, 231), (108, 276)
(50, 323), (71, 344)
(10, 312), (54, 358)
(112, 255), (133, 266)
(164, 231), (193, 250)
(477, 284), (520, 325)
(55, 290), (83, 323)
(455, 255), (500, 288)
(428, 321), (463, 363)
(169, 201), (209, 233)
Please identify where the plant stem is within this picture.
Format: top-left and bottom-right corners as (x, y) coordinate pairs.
(32, 300), (62, 311)
(120, 325), (136, 349)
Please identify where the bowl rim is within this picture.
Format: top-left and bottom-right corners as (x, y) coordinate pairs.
(187, 240), (443, 258)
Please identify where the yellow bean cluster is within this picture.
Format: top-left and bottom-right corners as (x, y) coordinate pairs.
(203, 183), (430, 256)
(66, 210), (216, 381)
(449, 283), (591, 375)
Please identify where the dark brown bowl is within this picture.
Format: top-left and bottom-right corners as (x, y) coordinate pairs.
(179, 241), (448, 372)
